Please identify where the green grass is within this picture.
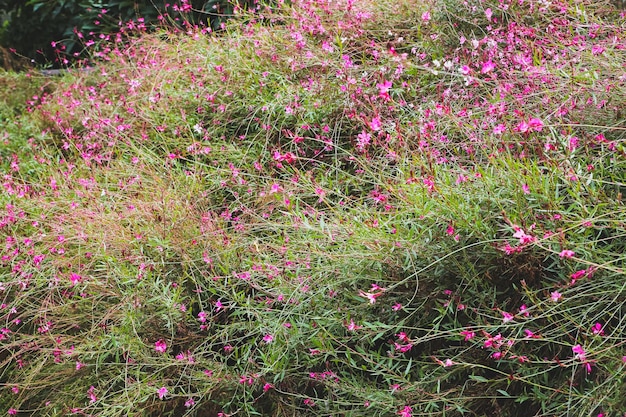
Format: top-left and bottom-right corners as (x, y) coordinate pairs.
(1, 0), (626, 416)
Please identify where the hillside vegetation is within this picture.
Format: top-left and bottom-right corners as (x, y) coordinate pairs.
(1, 0), (625, 416)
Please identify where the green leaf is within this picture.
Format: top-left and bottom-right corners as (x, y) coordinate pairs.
(469, 375), (489, 383)
(497, 389), (510, 397)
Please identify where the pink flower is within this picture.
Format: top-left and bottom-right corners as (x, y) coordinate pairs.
(513, 228), (535, 245)
(184, 397), (195, 407)
(591, 45), (605, 55)
(570, 269), (587, 283)
(421, 11), (431, 22)
(461, 329), (475, 341)
(157, 386), (168, 400)
(346, 319), (362, 331)
(524, 329), (538, 338)
(528, 118), (544, 132)
(198, 311), (207, 323)
(516, 120), (529, 133)
(398, 406), (413, 417)
(550, 291), (562, 302)
(572, 344), (586, 360)
(154, 339), (167, 353)
(591, 322), (604, 336)
(262, 334), (274, 344)
(377, 80), (392, 100)
(485, 8), (493, 21)
(481, 60), (495, 74)
(559, 250), (575, 259)
(263, 383), (274, 392)
(356, 130), (371, 151)
(519, 304), (530, 317)
(369, 116), (382, 131)
(358, 290), (383, 304)
(87, 386), (97, 403)
(502, 311), (514, 323)
(8, 409), (18, 416)
(69, 273), (82, 286)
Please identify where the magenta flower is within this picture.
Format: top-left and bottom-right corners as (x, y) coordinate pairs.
(572, 344), (593, 373)
(460, 330), (475, 341)
(591, 322), (604, 336)
(502, 311), (514, 323)
(398, 405), (413, 417)
(559, 250), (575, 259)
(528, 118), (544, 132)
(481, 60), (495, 74)
(550, 291), (562, 302)
(262, 334), (274, 344)
(154, 339), (167, 353)
(369, 116), (382, 131)
(157, 386), (168, 399)
(485, 8), (493, 21)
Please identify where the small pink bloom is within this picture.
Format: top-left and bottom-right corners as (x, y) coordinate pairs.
(358, 290), (383, 304)
(154, 339), (167, 353)
(550, 291), (562, 302)
(572, 344), (586, 359)
(369, 116), (382, 131)
(262, 334), (274, 344)
(8, 409), (18, 416)
(485, 8), (493, 21)
(87, 386), (97, 403)
(559, 250), (575, 259)
(443, 358), (454, 367)
(516, 120), (529, 133)
(263, 383), (274, 392)
(157, 386), (168, 400)
(502, 311), (514, 323)
(461, 330), (475, 341)
(570, 269), (587, 283)
(69, 273), (82, 286)
(185, 397), (195, 407)
(421, 11), (431, 22)
(513, 228), (535, 244)
(591, 322), (604, 336)
(198, 311), (207, 323)
(519, 304), (529, 317)
(398, 405), (413, 417)
(528, 118), (544, 132)
(346, 319), (362, 331)
(481, 60), (495, 74)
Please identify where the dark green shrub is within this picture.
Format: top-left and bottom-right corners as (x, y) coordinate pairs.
(0, 0), (266, 67)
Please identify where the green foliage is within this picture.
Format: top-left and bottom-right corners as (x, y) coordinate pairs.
(0, 0), (625, 415)
(0, 0), (268, 66)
